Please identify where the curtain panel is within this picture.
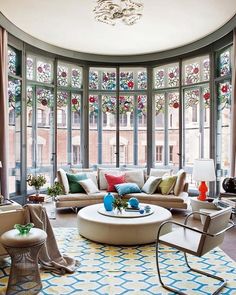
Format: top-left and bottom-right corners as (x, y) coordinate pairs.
(0, 27), (9, 198)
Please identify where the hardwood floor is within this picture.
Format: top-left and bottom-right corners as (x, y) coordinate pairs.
(46, 204), (236, 261)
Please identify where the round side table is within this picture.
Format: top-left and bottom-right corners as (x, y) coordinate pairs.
(190, 197), (217, 219)
(0, 228), (47, 295)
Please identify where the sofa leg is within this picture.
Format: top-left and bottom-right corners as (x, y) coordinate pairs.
(72, 207), (79, 214)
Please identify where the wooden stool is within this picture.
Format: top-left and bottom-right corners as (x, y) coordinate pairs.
(0, 228), (47, 295)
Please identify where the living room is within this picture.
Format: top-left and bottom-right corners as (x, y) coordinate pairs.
(0, 0), (236, 294)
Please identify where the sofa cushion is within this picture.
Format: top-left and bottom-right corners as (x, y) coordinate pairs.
(66, 173), (87, 193)
(142, 176), (162, 194)
(57, 168), (70, 194)
(174, 169), (187, 196)
(150, 168), (172, 178)
(115, 183), (141, 196)
(159, 176), (177, 195)
(98, 168), (122, 190)
(124, 170), (144, 188)
(78, 179), (100, 194)
(105, 174), (125, 192)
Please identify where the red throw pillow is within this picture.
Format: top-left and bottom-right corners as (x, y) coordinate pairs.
(105, 174), (125, 192)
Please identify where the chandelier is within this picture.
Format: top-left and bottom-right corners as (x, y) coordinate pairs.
(93, 0), (143, 26)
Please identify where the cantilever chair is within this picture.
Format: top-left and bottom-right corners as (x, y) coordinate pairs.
(156, 207), (234, 295)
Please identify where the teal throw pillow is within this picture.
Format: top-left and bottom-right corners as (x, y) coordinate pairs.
(115, 183), (141, 196)
(66, 173), (88, 193)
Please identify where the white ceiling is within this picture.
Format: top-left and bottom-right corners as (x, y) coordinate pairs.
(1, 0), (236, 56)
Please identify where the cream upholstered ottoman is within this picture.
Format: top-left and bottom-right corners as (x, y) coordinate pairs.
(77, 203), (172, 245)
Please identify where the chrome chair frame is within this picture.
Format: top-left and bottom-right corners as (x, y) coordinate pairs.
(156, 210), (235, 295)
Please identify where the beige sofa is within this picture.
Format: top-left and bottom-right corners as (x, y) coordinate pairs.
(55, 168), (189, 210)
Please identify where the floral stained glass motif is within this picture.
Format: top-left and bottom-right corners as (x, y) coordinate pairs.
(218, 82), (231, 110)
(8, 79), (21, 115)
(167, 66), (179, 87)
(168, 92), (179, 109)
(202, 58), (210, 81)
(137, 71), (147, 90)
(120, 72), (134, 90)
(8, 48), (17, 75)
(154, 69), (165, 89)
(57, 65), (69, 87)
(184, 63), (200, 85)
(155, 93), (165, 114)
(27, 86), (33, 107)
(36, 61), (52, 83)
(219, 50), (231, 77)
(89, 70), (99, 90)
(184, 89), (200, 108)
(102, 96), (116, 114)
(203, 87), (210, 108)
(71, 67), (82, 88)
(26, 57), (34, 80)
(57, 91), (69, 107)
(71, 93), (81, 112)
(36, 88), (53, 107)
(119, 96), (134, 114)
(102, 72), (116, 90)
(89, 95), (99, 115)
(137, 95), (147, 115)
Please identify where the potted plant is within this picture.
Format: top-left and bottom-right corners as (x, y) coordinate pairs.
(47, 182), (64, 201)
(27, 174), (47, 197)
(112, 197), (128, 214)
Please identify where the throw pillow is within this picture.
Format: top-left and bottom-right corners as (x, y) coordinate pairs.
(115, 183), (141, 196)
(142, 176), (162, 194)
(150, 168), (172, 178)
(78, 179), (100, 194)
(124, 170), (144, 188)
(57, 168), (69, 194)
(66, 173), (87, 193)
(105, 174), (125, 192)
(98, 168), (122, 190)
(159, 176), (177, 195)
(174, 169), (186, 196)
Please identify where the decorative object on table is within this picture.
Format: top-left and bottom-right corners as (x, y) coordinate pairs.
(144, 205), (151, 213)
(128, 197), (139, 209)
(27, 174), (47, 196)
(104, 192), (115, 211)
(112, 197), (128, 214)
(47, 182), (64, 201)
(14, 223), (34, 235)
(192, 159), (216, 201)
(139, 209), (144, 214)
(222, 177), (236, 193)
(93, 0), (143, 26)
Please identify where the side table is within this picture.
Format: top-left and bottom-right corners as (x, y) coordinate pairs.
(190, 197), (217, 220)
(0, 228), (47, 294)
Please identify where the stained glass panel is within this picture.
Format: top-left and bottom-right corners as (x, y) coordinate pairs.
(89, 70), (99, 90)
(36, 88), (53, 107)
(71, 93), (81, 112)
(8, 79), (21, 116)
(57, 91), (69, 107)
(202, 58), (210, 81)
(184, 88), (200, 108)
(184, 62), (200, 85)
(89, 95), (99, 115)
(119, 96), (134, 114)
(102, 96), (116, 114)
(137, 71), (147, 90)
(218, 81), (231, 110)
(26, 57), (34, 80)
(154, 68), (165, 89)
(71, 67), (82, 88)
(120, 72), (134, 90)
(36, 60), (52, 83)
(155, 93), (165, 114)
(137, 95), (147, 116)
(168, 92), (179, 109)
(8, 48), (17, 75)
(203, 87), (210, 108)
(219, 50), (231, 77)
(167, 66), (179, 87)
(102, 71), (116, 90)
(57, 65), (69, 87)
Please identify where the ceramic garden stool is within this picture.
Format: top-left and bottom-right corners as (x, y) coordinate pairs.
(0, 228), (47, 295)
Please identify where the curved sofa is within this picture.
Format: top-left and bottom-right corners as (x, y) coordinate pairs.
(55, 168), (189, 210)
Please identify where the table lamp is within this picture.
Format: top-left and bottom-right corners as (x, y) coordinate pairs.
(192, 159), (216, 201)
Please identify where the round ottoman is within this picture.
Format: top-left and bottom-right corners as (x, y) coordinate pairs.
(77, 203), (172, 245)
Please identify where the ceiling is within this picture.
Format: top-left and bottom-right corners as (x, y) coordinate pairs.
(1, 0), (236, 56)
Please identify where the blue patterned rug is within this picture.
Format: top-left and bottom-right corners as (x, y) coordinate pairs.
(0, 227), (236, 294)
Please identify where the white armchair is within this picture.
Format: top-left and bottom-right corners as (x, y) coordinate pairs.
(156, 207), (234, 295)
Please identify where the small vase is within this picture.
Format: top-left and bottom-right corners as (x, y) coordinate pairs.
(104, 192), (114, 211)
(35, 188), (40, 197)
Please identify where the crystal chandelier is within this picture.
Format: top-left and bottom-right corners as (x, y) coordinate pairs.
(94, 0), (143, 26)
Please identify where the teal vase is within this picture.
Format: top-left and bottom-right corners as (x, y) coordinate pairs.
(104, 192), (114, 211)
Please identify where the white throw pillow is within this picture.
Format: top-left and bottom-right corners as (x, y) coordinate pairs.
(98, 168), (122, 190)
(142, 176), (162, 194)
(57, 168), (69, 194)
(78, 179), (100, 194)
(124, 170), (145, 189)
